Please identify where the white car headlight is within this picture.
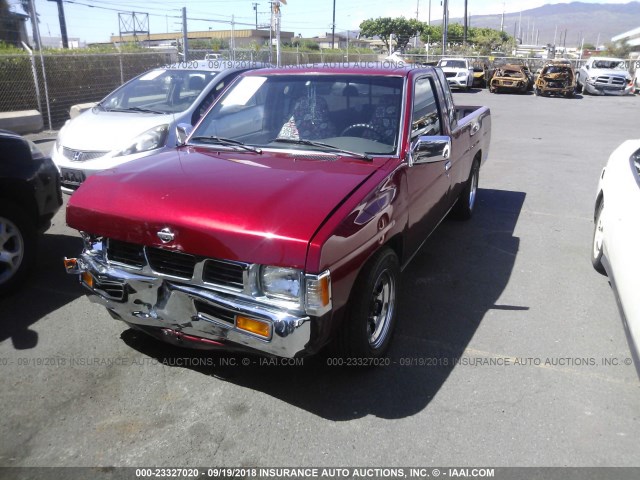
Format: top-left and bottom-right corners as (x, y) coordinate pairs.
(457, 72), (466, 77)
(261, 266), (302, 301)
(113, 124), (169, 157)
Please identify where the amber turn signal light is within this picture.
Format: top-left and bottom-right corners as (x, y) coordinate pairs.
(63, 257), (78, 273)
(236, 315), (271, 339)
(81, 271), (94, 288)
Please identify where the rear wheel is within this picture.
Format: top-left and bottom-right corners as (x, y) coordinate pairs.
(0, 202), (36, 294)
(336, 248), (400, 358)
(452, 159), (480, 220)
(591, 200), (606, 275)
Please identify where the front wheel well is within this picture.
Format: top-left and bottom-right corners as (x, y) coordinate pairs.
(594, 192), (604, 221)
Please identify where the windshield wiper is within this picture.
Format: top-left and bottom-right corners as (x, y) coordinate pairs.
(271, 138), (372, 161)
(189, 136), (262, 154)
(108, 106), (165, 114)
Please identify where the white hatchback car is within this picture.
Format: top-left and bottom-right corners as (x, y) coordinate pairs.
(52, 60), (263, 193)
(592, 140), (640, 361)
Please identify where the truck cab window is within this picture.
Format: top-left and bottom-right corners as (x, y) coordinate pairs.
(411, 77), (442, 140)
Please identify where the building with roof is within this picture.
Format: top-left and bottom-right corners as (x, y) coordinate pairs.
(611, 27), (640, 50)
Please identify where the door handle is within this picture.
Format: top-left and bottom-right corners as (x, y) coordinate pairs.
(445, 161), (452, 172)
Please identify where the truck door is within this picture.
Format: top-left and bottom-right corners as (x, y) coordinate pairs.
(433, 68), (472, 200)
(405, 75), (453, 256)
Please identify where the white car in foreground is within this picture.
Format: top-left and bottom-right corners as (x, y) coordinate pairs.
(437, 58), (473, 91)
(592, 140), (640, 361)
(52, 60), (262, 193)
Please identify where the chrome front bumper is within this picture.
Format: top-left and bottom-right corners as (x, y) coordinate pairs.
(66, 249), (312, 358)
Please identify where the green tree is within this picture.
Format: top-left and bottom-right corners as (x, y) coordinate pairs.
(604, 40), (631, 57)
(359, 17), (423, 53)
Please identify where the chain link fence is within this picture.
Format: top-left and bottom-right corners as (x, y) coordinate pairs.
(1, 49), (385, 131)
(0, 51), (176, 130)
(3, 48), (634, 132)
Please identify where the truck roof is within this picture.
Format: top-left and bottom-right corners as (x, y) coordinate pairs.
(243, 63), (429, 77)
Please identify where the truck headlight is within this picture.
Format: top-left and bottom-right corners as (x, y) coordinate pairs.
(113, 124), (168, 157)
(587, 77), (597, 84)
(261, 266), (302, 301)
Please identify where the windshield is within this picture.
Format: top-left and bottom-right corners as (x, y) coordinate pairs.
(191, 74), (404, 156)
(438, 60), (467, 69)
(593, 60), (626, 70)
(101, 69), (217, 114)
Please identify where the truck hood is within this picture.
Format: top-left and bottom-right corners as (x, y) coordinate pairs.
(58, 108), (175, 152)
(67, 147), (381, 269)
(586, 68), (631, 80)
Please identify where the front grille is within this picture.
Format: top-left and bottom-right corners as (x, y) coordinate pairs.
(107, 239), (145, 267)
(62, 147), (108, 162)
(194, 300), (236, 325)
(203, 259), (245, 289)
(146, 247), (196, 279)
(596, 76), (625, 86)
(444, 71), (456, 78)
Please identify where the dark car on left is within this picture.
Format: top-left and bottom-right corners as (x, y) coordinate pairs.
(0, 130), (62, 293)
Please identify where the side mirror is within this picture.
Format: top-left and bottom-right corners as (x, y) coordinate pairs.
(585, 64), (590, 70)
(176, 123), (193, 146)
(409, 135), (451, 166)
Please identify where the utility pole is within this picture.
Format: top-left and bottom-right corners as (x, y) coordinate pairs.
(47, 0), (69, 48)
(252, 3), (258, 30)
(518, 11), (522, 43)
(268, 2), (273, 63)
(331, 0), (336, 49)
(500, 1), (505, 32)
(182, 7), (188, 62)
(463, 0), (468, 45)
(428, 0), (431, 26)
(442, 0), (448, 55)
(231, 14), (236, 60)
(414, 0), (419, 48)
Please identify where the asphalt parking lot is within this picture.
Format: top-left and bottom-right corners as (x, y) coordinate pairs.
(1, 88), (640, 470)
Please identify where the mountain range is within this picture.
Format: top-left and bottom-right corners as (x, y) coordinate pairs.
(447, 1), (640, 47)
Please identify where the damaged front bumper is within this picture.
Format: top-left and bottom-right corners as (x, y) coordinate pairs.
(583, 82), (633, 96)
(64, 243), (315, 358)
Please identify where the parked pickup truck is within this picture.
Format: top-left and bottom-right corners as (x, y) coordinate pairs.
(576, 57), (634, 95)
(65, 65), (491, 359)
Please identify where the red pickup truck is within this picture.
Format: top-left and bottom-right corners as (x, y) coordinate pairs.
(65, 65), (491, 359)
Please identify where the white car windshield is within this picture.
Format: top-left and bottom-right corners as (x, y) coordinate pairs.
(592, 60), (626, 70)
(100, 69), (216, 114)
(191, 74), (404, 156)
(439, 60), (467, 69)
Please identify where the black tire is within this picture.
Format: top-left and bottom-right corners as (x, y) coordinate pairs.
(0, 202), (36, 295)
(575, 75), (584, 94)
(451, 159), (480, 220)
(591, 200), (606, 275)
(336, 248), (400, 358)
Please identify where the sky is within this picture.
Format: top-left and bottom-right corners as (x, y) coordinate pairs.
(10, 0), (637, 44)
